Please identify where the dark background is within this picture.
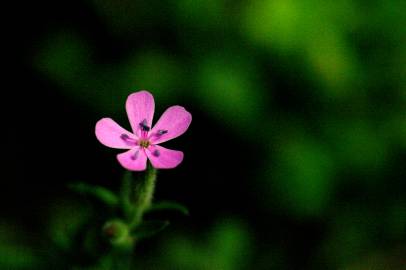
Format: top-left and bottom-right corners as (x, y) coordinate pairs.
(1, 0), (405, 269)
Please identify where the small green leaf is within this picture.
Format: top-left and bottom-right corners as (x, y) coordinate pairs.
(68, 182), (119, 207)
(146, 201), (189, 216)
(131, 220), (170, 239)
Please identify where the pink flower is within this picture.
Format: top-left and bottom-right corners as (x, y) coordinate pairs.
(95, 91), (192, 171)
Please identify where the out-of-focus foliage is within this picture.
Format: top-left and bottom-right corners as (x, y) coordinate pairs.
(134, 219), (252, 270)
(0, 222), (44, 269)
(270, 134), (335, 217)
(5, 0), (404, 269)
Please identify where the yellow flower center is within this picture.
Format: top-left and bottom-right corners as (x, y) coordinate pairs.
(138, 139), (150, 148)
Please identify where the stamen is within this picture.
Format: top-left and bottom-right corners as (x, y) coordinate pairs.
(120, 134), (129, 140)
(156, 129), (168, 136)
(139, 119), (150, 131)
(120, 134), (136, 145)
(130, 150), (139, 160)
(152, 149), (160, 157)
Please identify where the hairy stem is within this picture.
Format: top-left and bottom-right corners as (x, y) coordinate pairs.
(129, 164), (157, 227)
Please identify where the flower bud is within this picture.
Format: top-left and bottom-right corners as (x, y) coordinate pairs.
(102, 220), (133, 248)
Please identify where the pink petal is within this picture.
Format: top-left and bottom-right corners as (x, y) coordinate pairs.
(95, 118), (137, 149)
(149, 106), (192, 144)
(146, 145), (184, 169)
(117, 147), (148, 171)
(126, 91), (155, 137)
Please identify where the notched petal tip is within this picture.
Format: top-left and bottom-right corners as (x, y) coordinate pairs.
(127, 90), (154, 103)
(131, 89), (153, 95)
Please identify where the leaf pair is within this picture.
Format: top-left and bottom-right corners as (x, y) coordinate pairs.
(69, 182), (189, 240)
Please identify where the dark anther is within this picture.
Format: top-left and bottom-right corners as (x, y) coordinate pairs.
(131, 151), (139, 160)
(157, 129), (168, 136)
(152, 150), (160, 157)
(139, 119), (150, 131)
(120, 134), (130, 140)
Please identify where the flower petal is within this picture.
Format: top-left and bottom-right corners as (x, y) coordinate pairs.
(149, 106), (192, 144)
(146, 145), (184, 169)
(95, 118), (137, 149)
(126, 91), (155, 137)
(117, 147), (148, 171)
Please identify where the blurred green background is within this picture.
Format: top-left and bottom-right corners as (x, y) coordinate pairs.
(1, 0), (405, 269)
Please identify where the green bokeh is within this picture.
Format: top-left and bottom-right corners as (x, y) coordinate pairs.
(154, 220), (252, 270)
(15, 0), (406, 269)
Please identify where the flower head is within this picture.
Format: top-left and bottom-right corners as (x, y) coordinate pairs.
(95, 91), (192, 171)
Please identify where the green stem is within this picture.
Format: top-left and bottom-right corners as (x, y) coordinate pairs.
(104, 165), (157, 270)
(129, 164), (157, 227)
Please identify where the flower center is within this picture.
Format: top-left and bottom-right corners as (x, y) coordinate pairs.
(138, 139), (150, 148)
